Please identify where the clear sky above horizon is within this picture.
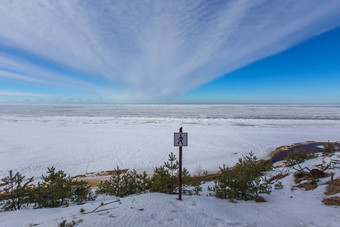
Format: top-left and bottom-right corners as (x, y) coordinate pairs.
(180, 27), (340, 104)
(0, 0), (340, 104)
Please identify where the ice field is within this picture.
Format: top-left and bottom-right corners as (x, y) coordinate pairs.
(1, 104), (340, 178)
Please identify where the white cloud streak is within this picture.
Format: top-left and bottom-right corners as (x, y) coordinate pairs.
(0, 0), (339, 102)
(0, 55), (121, 98)
(0, 90), (55, 97)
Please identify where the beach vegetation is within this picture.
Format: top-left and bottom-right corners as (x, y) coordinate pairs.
(212, 152), (273, 202)
(151, 152), (179, 194)
(30, 167), (95, 208)
(150, 152), (202, 195)
(284, 150), (317, 167)
(0, 167), (95, 211)
(0, 170), (34, 211)
(97, 166), (151, 197)
(322, 143), (336, 157)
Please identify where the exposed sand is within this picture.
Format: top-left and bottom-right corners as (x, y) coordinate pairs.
(76, 141), (340, 187)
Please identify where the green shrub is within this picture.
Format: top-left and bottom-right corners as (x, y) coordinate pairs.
(192, 179), (203, 195)
(285, 150), (317, 167)
(212, 152), (273, 202)
(70, 181), (95, 205)
(0, 170), (34, 211)
(29, 167), (95, 208)
(151, 152), (179, 194)
(150, 166), (173, 193)
(150, 152), (201, 195)
(182, 170), (202, 196)
(39, 167), (73, 207)
(97, 166), (123, 196)
(322, 143), (336, 157)
(97, 166), (151, 197)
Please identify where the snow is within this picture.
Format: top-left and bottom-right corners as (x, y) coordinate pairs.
(0, 105), (339, 226)
(0, 153), (339, 227)
(1, 115), (340, 179)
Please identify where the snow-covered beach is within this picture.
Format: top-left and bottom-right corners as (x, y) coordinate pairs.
(1, 104), (339, 179)
(0, 153), (339, 227)
(1, 104), (340, 226)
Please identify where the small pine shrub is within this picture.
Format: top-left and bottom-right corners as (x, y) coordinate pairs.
(59, 220), (67, 227)
(97, 166), (123, 196)
(151, 153), (179, 194)
(322, 143), (336, 157)
(181, 168), (191, 195)
(212, 152), (273, 202)
(29, 167), (94, 208)
(150, 166), (173, 193)
(192, 181), (202, 196)
(0, 170), (34, 211)
(164, 152), (179, 177)
(38, 167), (73, 207)
(97, 166), (151, 197)
(150, 152), (200, 195)
(285, 150), (317, 167)
(183, 174), (202, 196)
(70, 181), (95, 205)
(138, 171), (152, 193)
(182, 168), (203, 196)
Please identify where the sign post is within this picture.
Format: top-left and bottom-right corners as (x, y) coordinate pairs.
(174, 127), (188, 201)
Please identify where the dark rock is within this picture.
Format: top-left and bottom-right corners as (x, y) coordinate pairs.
(294, 172), (306, 179)
(310, 169), (325, 178)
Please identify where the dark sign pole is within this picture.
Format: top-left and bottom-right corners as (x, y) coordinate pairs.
(178, 127), (182, 201)
(174, 127), (187, 201)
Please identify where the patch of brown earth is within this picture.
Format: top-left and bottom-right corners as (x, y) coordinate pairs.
(322, 196), (340, 206)
(267, 173), (289, 182)
(74, 169), (129, 187)
(297, 181), (318, 191)
(325, 178), (340, 195)
(294, 169), (329, 184)
(76, 169), (221, 187)
(293, 168), (333, 191)
(74, 169), (129, 178)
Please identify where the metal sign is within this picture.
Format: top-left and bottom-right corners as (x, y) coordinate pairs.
(174, 132), (188, 147)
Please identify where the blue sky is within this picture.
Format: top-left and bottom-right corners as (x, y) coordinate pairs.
(0, 0), (340, 104)
(180, 27), (340, 104)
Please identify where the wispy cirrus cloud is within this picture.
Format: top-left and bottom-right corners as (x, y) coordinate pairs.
(0, 90), (55, 97)
(0, 0), (339, 102)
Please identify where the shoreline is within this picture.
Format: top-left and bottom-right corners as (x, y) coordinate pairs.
(268, 141), (340, 162)
(75, 141), (340, 187)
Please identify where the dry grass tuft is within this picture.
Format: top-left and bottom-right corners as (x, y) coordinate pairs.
(322, 196), (340, 206)
(297, 181), (318, 191)
(294, 170), (330, 184)
(294, 171), (312, 184)
(268, 173), (289, 182)
(325, 178), (340, 195)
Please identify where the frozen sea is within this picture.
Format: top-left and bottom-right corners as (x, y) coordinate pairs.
(1, 104), (340, 178)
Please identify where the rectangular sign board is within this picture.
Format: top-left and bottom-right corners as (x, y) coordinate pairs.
(174, 132), (188, 147)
